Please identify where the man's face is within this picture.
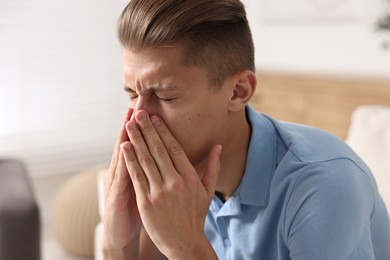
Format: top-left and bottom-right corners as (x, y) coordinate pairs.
(123, 45), (232, 170)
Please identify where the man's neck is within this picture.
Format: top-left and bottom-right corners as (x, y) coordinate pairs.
(215, 113), (251, 202)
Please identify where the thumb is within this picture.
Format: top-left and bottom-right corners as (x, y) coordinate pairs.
(201, 144), (222, 197)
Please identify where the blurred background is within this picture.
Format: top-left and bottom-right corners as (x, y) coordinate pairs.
(0, 0), (128, 179)
(0, 0), (389, 259)
(244, 0), (390, 76)
(0, 1), (129, 259)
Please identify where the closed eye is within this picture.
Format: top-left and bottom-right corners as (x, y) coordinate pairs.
(124, 85), (179, 103)
(124, 86), (138, 101)
(129, 95), (138, 101)
(155, 95), (175, 102)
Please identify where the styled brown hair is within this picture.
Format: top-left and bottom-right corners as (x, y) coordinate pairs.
(117, 0), (255, 87)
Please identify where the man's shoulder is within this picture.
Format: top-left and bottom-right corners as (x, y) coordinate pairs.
(262, 114), (362, 164)
(246, 107), (372, 182)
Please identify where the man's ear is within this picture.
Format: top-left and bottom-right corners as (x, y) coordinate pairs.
(228, 70), (257, 112)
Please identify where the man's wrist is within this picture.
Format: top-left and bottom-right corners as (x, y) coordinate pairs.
(167, 235), (217, 260)
(102, 234), (140, 260)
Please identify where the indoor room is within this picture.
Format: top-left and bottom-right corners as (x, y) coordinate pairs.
(1, 0), (389, 259)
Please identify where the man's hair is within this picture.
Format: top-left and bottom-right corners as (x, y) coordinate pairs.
(117, 0), (255, 87)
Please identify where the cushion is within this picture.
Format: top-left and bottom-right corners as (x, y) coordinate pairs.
(51, 165), (106, 257)
(346, 105), (390, 211)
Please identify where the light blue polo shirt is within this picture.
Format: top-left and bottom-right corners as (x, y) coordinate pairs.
(205, 105), (390, 260)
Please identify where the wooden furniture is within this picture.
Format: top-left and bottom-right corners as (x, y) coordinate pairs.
(250, 72), (390, 140)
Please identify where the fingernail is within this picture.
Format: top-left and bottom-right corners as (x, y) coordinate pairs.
(137, 111), (147, 121)
(122, 142), (132, 151)
(151, 116), (161, 126)
(127, 121), (138, 130)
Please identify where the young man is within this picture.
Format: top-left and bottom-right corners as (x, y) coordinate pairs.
(103, 0), (390, 259)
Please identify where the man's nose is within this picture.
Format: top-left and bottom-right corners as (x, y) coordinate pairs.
(131, 97), (153, 120)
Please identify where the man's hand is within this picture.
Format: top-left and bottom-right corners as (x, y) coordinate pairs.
(122, 110), (221, 259)
(103, 108), (143, 259)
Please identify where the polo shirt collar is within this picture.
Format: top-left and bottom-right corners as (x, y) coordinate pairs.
(236, 105), (277, 207)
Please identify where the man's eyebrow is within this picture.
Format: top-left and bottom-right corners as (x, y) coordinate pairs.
(124, 86), (135, 93)
(123, 84), (178, 93)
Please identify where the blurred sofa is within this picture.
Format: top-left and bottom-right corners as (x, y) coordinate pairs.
(346, 105), (390, 212)
(0, 159), (40, 260)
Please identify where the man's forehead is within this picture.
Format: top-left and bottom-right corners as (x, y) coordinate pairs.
(123, 48), (183, 77)
(122, 45), (212, 90)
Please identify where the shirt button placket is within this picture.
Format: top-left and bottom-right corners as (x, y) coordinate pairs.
(224, 238), (231, 247)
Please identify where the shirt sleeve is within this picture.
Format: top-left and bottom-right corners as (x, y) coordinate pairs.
(284, 159), (377, 260)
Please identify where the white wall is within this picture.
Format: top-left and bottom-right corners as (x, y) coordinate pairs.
(0, 0), (130, 177)
(242, 0), (390, 78)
